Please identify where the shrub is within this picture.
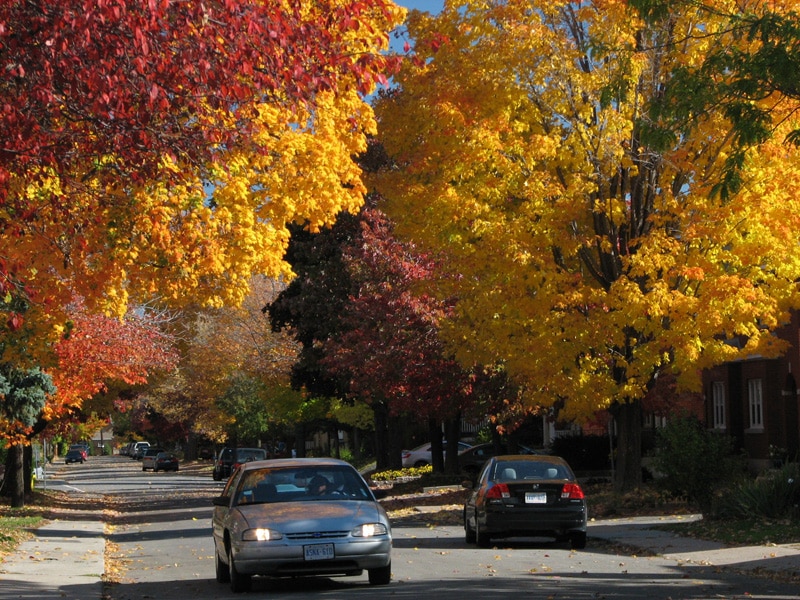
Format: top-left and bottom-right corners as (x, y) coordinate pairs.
(715, 462), (800, 520)
(652, 415), (745, 514)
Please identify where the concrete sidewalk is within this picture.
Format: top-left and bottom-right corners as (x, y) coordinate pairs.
(0, 516), (105, 600)
(589, 515), (800, 577)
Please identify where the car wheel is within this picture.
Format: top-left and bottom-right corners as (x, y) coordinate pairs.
(413, 460), (429, 468)
(215, 548), (230, 583)
(570, 531), (587, 550)
(142, 465), (147, 471)
(464, 510), (476, 544)
(475, 520), (491, 548)
(228, 546), (251, 593)
(368, 562), (391, 585)
(213, 470), (221, 481)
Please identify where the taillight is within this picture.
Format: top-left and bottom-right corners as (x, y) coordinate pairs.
(561, 483), (585, 499)
(485, 483), (511, 499)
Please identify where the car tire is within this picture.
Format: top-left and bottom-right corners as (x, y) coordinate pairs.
(475, 520), (491, 548)
(142, 465), (147, 471)
(215, 549), (230, 583)
(464, 512), (476, 544)
(153, 466), (159, 473)
(213, 470), (221, 481)
(368, 563), (391, 585)
(228, 546), (251, 593)
(414, 460), (429, 468)
(570, 531), (587, 550)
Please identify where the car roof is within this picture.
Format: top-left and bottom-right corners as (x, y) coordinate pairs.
(492, 454), (568, 465)
(237, 457), (353, 472)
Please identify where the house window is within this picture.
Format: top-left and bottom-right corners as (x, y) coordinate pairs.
(748, 379), (763, 430)
(712, 381), (726, 429)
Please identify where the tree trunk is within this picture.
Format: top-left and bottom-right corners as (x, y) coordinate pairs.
(388, 413), (403, 470)
(444, 414), (461, 473)
(294, 423), (305, 458)
(2, 444), (25, 508)
(372, 401), (390, 470)
(611, 399), (643, 493)
(429, 419), (444, 472)
(23, 445), (33, 494)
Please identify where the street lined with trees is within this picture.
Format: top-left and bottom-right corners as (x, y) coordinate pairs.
(4, 1), (800, 512)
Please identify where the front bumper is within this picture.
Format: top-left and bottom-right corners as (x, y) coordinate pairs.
(230, 537), (392, 577)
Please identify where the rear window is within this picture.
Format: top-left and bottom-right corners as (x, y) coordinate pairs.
(491, 461), (573, 481)
(235, 448), (267, 462)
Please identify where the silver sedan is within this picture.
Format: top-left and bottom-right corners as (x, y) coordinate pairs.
(211, 457), (392, 593)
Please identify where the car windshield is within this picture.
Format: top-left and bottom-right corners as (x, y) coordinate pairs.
(232, 465), (373, 506)
(491, 461), (571, 481)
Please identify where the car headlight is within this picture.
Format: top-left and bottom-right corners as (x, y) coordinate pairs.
(242, 528), (283, 541)
(351, 523), (388, 537)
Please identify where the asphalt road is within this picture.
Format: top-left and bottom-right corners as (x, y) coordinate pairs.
(46, 455), (800, 600)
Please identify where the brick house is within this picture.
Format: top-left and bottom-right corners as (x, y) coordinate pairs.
(702, 312), (800, 470)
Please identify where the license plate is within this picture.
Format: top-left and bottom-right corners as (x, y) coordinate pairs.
(304, 543), (335, 561)
(525, 492), (547, 504)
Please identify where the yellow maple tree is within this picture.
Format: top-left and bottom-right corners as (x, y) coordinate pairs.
(373, 0), (800, 489)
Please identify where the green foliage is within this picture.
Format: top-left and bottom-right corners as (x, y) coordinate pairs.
(0, 366), (55, 427)
(652, 416), (745, 513)
(551, 435), (612, 471)
(329, 399), (374, 430)
(216, 373), (271, 444)
(714, 462), (800, 521)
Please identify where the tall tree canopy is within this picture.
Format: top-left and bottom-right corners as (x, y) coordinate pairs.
(373, 0), (800, 490)
(145, 276), (301, 445)
(0, 0), (405, 365)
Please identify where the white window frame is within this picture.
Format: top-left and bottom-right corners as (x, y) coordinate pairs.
(748, 379), (764, 430)
(712, 381), (726, 429)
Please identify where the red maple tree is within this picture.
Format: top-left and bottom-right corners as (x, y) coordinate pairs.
(0, 0), (403, 317)
(46, 300), (179, 428)
(323, 205), (481, 469)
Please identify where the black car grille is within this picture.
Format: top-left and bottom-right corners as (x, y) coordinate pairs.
(285, 530), (349, 541)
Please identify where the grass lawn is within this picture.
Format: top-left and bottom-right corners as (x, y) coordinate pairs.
(0, 511), (44, 557)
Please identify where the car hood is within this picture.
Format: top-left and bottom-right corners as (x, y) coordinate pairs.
(237, 500), (389, 531)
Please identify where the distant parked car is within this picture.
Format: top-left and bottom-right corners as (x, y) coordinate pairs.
(141, 447), (167, 471)
(131, 441), (150, 460)
(213, 447), (268, 481)
(463, 454), (587, 549)
(65, 449), (85, 464)
(152, 452), (180, 472)
(458, 442), (538, 477)
(69, 444), (88, 461)
(211, 457), (391, 592)
(401, 441), (472, 468)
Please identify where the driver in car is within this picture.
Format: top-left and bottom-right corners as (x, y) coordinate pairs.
(307, 475), (331, 495)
